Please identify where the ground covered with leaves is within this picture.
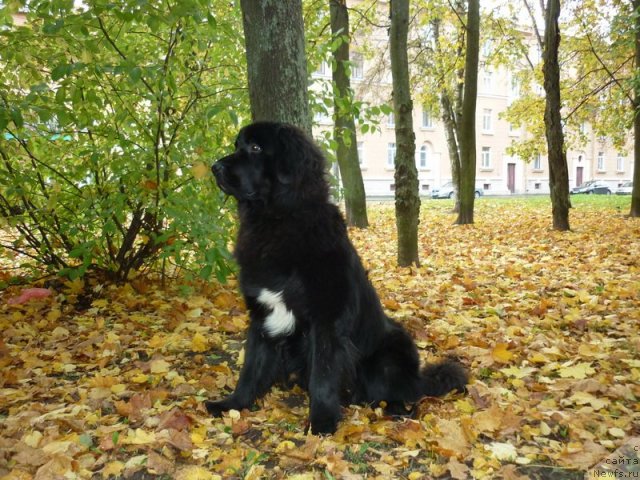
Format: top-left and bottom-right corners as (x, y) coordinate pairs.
(1, 197), (639, 479)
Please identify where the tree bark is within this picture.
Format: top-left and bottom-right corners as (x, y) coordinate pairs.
(456, 0), (480, 225)
(240, 0), (311, 134)
(389, 0), (420, 266)
(542, 0), (571, 230)
(433, 16), (463, 213)
(441, 93), (461, 197)
(631, 0), (640, 217)
(330, 0), (369, 228)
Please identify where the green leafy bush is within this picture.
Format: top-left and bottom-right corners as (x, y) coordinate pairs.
(0, 0), (248, 282)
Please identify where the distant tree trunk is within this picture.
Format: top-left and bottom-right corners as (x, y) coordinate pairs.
(441, 93), (461, 200)
(456, 0), (479, 225)
(389, 0), (420, 266)
(433, 15), (463, 213)
(240, 0), (311, 134)
(542, 0), (571, 230)
(631, 0), (640, 217)
(330, 0), (369, 228)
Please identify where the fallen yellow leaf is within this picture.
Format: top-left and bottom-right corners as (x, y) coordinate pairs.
(557, 362), (595, 379)
(191, 332), (209, 352)
(491, 343), (515, 363)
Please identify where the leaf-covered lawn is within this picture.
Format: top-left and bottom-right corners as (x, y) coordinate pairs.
(1, 197), (639, 480)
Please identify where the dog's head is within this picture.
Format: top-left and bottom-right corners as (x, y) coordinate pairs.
(212, 122), (328, 209)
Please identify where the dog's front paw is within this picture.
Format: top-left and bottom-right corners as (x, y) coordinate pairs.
(204, 399), (233, 417)
(310, 410), (340, 435)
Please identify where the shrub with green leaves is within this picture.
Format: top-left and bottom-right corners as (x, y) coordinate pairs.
(0, 0), (248, 282)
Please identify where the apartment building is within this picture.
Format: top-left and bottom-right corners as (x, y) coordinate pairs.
(312, 15), (634, 197)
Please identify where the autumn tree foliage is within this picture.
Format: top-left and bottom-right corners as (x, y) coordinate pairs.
(0, 1), (242, 281)
(563, 0), (640, 217)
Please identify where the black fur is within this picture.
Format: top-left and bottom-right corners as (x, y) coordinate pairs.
(207, 121), (467, 434)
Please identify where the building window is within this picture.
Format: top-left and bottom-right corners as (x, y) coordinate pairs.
(483, 69), (493, 93)
(420, 25), (435, 48)
(534, 182), (542, 190)
(417, 144), (428, 169)
(387, 112), (395, 127)
(579, 122), (587, 134)
(509, 75), (520, 102)
(533, 153), (542, 170)
(314, 109), (332, 125)
(481, 146), (491, 168)
(351, 52), (364, 80)
(617, 154), (625, 172)
(482, 39), (492, 58)
(387, 143), (396, 168)
(357, 142), (364, 166)
(422, 108), (433, 128)
(534, 82), (544, 96)
(597, 151), (605, 171)
(314, 60), (330, 77)
(482, 109), (492, 132)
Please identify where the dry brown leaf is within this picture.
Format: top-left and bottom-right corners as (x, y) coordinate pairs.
(435, 418), (470, 457)
(446, 456), (470, 480)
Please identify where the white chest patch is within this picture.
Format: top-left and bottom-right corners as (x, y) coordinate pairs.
(257, 289), (296, 337)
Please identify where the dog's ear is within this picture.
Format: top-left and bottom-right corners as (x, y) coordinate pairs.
(276, 124), (323, 185)
(275, 124), (303, 184)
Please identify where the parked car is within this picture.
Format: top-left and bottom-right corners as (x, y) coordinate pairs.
(571, 180), (612, 195)
(615, 181), (633, 195)
(431, 181), (483, 199)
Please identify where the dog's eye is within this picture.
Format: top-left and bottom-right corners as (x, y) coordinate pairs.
(249, 144), (262, 154)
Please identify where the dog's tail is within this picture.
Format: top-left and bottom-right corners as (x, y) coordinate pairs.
(420, 358), (468, 397)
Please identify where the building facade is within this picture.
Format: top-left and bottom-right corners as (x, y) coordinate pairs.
(311, 13), (634, 198)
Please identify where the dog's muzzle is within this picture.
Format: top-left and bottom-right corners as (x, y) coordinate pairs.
(211, 162), (229, 193)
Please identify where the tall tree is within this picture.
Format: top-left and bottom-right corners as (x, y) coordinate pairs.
(330, 0), (369, 228)
(631, 0), (640, 217)
(389, 0), (420, 266)
(240, 0), (311, 134)
(565, 0), (639, 217)
(456, 0), (480, 225)
(431, 7), (465, 213)
(542, 0), (571, 230)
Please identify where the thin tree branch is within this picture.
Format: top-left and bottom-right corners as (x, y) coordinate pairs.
(580, 25), (635, 104)
(523, 0), (543, 48)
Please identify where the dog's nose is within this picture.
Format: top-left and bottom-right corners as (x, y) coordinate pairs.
(211, 162), (224, 177)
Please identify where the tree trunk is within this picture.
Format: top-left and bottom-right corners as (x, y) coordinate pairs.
(456, 0), (479, 225)
(441, 93), (462, 211)
(631, 0), (640, 217)
(389, 0), (420, 266)
(433, 17), (462, 213)
(330, 0), (369, 228)
(542, 0), (571, 230)
(240, 0), (311, 134)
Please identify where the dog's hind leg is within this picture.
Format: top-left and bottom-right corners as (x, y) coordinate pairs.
(205, 321), (281, 416)
(355, 325), (424, 414)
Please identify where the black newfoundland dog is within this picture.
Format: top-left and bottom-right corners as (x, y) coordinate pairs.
(207, 121), (467, 434)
